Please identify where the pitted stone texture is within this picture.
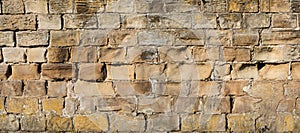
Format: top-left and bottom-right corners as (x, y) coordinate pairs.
(2, 0), (24, 13)
(47, 48), (69, 63)
(74, 114), (108, 132)
(50, 31), (80, 47)
(24, 80), (46, 97)
(49, 0), (73, 13)
(7, 97), (39, 114)
(24, 0), (47, 13)
(47, 115), (72, 131)
(0, 114), (19, 131)
(0, 32), (14, 46)
(21, 115), (46, 131)
(16, 31), (48, 47)
(0, 81), (22, 96)
(11, 64), (39, 80)
(0, 15), (36, 30)
(42, 64), (73, 80)
(38, 15), (61, 30)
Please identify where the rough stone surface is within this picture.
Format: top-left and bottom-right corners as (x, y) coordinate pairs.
(3, 48), (26, 63)
(24, 80), (46, 96)
(11, 64), (39, 80)
(16, 31), (48, 47)
(0, 15), (36, 30)
(41, 64), (73, 80)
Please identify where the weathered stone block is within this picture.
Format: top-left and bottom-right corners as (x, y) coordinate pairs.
(262, 30), (300, 45)
(138, 97), (171, 113)
(16, 31), (48, 47)
(0, 32), (14, 46)
(202, 96), (231, 114)
(98, 13), (120, 29)
(229, 0), (259, 12)
(24, 0), (47, 13)
(0, 81), (22, 96)
(206, 30), (231, 46)
(0, 15), (36, 30)
(74, 114), (108, 132)
(2, 0), (24, 13)
(137, 30), (174, 46)
(75, 0), (105, 13)
(64, 14), (97, 29)
(0, 114), (19, 131)
(260, 0), (291, 12)
(232, 63), (259, 79)
(0, 65), (9, 80)
(74, 81), (114, 97)
(122, 14), (147, 29)
(233, 96), (261, 113)
(50, 31), (80, 46)
(148, 14), (192, 29)
(272, 14), (297, 28)
(48, 81), (67, 98)
(21, 115), (46, 131)
(277, 99), (295, 112)
(109, 113), (145, 132)
(107, 64), (134, 80)
(253, 46), (286, 62)
(42, 98), (64, 115)
(147, 114), (179, 132)
(11, 64), (39, 80)
(222, 47), (250, 62)
(7, 97), (39, 114)
(47, 48), (69, 63)
(223, 80), (249, 96)
(136, 64), (165, 80)
(3, 48), (26, 63)
(174, 29), (205, 46)
(79, 96), (95, 114)
(181, 114), (200, 131)
(47, 115), (72, 131)
(81, 30), (108, 46)
(114, 81), (152, 96)
(233, 29), (259, 46)
(24, 80), (46, 97)
(99, 48), (126, 62)
(79, 63), (105, 81)
(159, 46), (192, 62)
(259, 64), (289, 80)
(213, 62), (231, 80)
(49, 0), (73, 13)
(27, 48), (46, 62)
(284, 81), (300, 98)
(96, 97), (136, 112)
(108, 30), (137, 47)
(167, 63), (212, 81)
(219, 13), (242, 29)
(193, 47), (219, 61)
(191, 81), (221, 97)
(192, 13), (217, 28)
(106, 0), (134, 13)
(38, 15), (61, 30)
(173, 97), (199, 113)
(244, 14), (271, 28)
(41, 64), (73, 80)
(70, 46), (97, 62)
(228, 114), (256, 132)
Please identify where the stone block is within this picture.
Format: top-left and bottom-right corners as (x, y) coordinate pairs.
(7, 97), (39, 114)
(0, 15), (36, 30)
(98, 13), (120, 29)
(228, 114), (256, 132)
(74, 114), (108, 132)
(193, 46), (219, 61)
(219, 13), (242, 29)
(223, 80), (248, 96)
(21, 115), (46, 131)
(107, 64), (134, 80)
(24, 0), (47, 13)
(24, 80), (46, 97)
(276, 99), (295, 112)
(0, 114), (19, 131)
(253, 46), (286, 62)
(47, 115), (72, 131)
(75, 0), (105, 13)
(135, 64), (165, 80)
(147, 114), (179, 132)
(0, 31), (14, 46)
(0, 65), (9, 80)
(48, 81), (67, 98)
(49, 0), (73, 13)
(262, 30), (300, 45)
(50, 30), (80, 46)
(148, 14), (192, 29)
(63, 14), (97, 29)
(38, 15), (61, 30)
(167, 63), (212, 81)
(122, 14), (147, 29)
(2, 0), (24, 13)
(233, 29), (259, 46)
(79, 63), (105, 81)
(229, 0), (259, 12)
(70, 46), (97, 62)
(81, 30), (108, 46)
(231, 63), (259, 79)
(42, 98), (64, 115)
(74, 81), (114, 97)
(159, 46), (192, 62)
(222, 47), (250, 62)
(284, 81), (300, 98)
(206, 30), (231, 46)
(96, 97), (136, 112)
(137, 30), (174, 46)
(233, 96), (261, 113)
(272, 14), (297, 28)
(260, 0), (291, 12)
(244, 14), (271, 28)
(109, 113), (145, 132)
(192, 13), (217, 28)
(11, 64), (39, 80)
(202, 96), (230, 114)
(0, 81), (22, 96)
(108, 30), (137, 47)
(99, 48), (126, 62)
(16, 31), (48, 47)
(3, 48), (26, 63)
(47, 48), (69, 63)
(41, 64), (73, 80)
(259, 64), (289, 80)
(106, 0), (134, 13)
(138, 97), (171, 113)
(27, 48), (46, 62)
(173, 97), (199, 113)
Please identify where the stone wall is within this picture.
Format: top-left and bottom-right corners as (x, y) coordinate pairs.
(0, 0), (300, 132)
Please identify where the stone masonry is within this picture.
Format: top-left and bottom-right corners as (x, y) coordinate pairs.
(0, 0), (300, 132)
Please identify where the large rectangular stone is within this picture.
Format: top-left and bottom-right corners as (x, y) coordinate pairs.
(24, 80), (46, 97)
(74, 81), (114, 97)
(2, 0), (24, 13)
(253, 46), (286, 62)
(233, 29), (259, 46)
(0, 15), (36, 30)
(7, 97), (39, 114)
(138, 97), (171, 113)
(74, 114), (108, 132)
(97, 13), (120, 29)
(21, 115), (46, 131)
(135, 64), (165, 80)
(109, 113), (145, 132)
(260, 0), (291, 12)
(0, 81), (22, 96)
(244, 14), (271, 28)
(41, 64), (73, 80)
(228, 0), (259, 12)
(138, 30), (174, 45)
(16, 31), (48, 46)
(0, 114), (19, 131)
(70, 46), (97, 62)
(79, 63), (105, 81)
(3, 48), (26, 63)
(11, 64), (39, 80)
(218, 13), (242, 29)
(231, 63), (259, 79)
(147, 114), (179, 132)
(24, 0), (47, 13)
(259, 64), (289, 80)
(107, 64), (134, 80)
(262, 30), (300, 45)
(64, 14), (97, 29)
(49, 0), (73, 13)
(47, 48), (69, 63)
(167, 63), (213, 81)
(272, 14), (297, 29)
(192, 13), (217, 29)
(50, 31), (80, 46)
(38, 15), (61, 30)
(292, 0), (300, 12)
(222, 47), (250, 62)
(81, 30), (108, 46)
(75, 0), (105, 13)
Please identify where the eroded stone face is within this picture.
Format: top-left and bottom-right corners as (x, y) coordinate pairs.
(0, 0), (300, 132)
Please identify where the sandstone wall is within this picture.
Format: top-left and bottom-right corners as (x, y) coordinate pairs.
(0, 0), (300, 132)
